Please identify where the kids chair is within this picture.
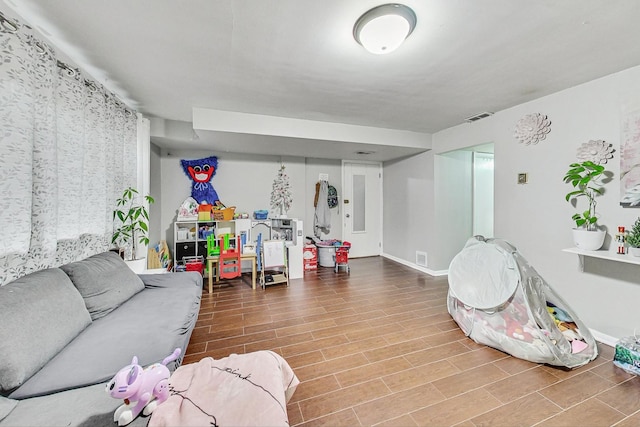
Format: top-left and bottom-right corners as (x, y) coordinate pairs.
(218, 235), (242, 280)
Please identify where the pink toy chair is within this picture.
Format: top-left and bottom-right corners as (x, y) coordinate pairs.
(218, 236), (242, 280)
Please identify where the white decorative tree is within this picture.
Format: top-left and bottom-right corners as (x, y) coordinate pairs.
(271, 164), (292, 217)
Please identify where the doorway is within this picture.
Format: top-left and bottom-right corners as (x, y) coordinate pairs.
(472, 151), (494, 237)
(436, 143), (494, 252)
(342, 161), (382, 258)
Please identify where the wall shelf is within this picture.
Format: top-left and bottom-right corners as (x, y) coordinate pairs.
(562, 247), (640, 271)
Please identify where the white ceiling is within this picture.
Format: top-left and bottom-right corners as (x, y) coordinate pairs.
(4, 0), (640, 161)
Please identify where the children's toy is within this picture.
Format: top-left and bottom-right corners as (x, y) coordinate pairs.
(259, 239), (289, 289)
(448, 236), (598, 368)
(183, 256), (205, 274)
(219, 235), (242, 280)
(614, 336), (640, 375)
(615, 226), (627, 254)
(207, 234), (220, 256)
(181, 156), (220, 205)
(333, 241), (351, 273)
(106, 348), (181, 426)
(198, 203), (213, 221)
(254, 210), (269, 220)
(177, 197), (199, 221)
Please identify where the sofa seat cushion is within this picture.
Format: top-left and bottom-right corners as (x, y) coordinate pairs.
(0, 268), (92, 394)
(9, 272), (202, 399)
(60, 251), (145, 320)
(0, 397), (17, 423)
(0, 383), (148, 427)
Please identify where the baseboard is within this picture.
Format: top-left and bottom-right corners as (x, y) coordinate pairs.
(382, 253), (448, 277)
(590, 329), (618, 347)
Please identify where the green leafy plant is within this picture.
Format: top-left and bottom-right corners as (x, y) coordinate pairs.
(563, 161), (607, 230)
(626, 217), (640, 248)
(112, 187), (155, 257)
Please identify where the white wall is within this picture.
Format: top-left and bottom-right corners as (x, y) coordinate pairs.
(383, 151), (436, 268)
(384, 63), (640, 340)
(148, 143), (162, 247)
(434, 150), (474, 269)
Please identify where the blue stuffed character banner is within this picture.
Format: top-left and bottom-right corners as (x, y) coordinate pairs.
(180, 155), (220, 205)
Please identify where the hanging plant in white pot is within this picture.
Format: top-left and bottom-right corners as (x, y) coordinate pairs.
(563, 161), (609, 250)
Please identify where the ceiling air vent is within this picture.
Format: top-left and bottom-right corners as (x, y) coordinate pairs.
(464, 112), (494, 123)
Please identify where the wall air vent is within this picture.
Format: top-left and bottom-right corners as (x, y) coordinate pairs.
(464, 112), (494, 123)
(416, 251), (427, 267)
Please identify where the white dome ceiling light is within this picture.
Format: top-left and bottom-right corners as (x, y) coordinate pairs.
(353, 3), (417, 55)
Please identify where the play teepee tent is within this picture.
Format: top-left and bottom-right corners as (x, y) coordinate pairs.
(447, 236), (598, 368)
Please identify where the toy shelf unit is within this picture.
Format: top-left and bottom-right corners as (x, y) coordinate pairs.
(174, 219), (251, 272)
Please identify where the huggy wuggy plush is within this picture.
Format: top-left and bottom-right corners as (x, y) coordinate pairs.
(181, 156), (220, 205)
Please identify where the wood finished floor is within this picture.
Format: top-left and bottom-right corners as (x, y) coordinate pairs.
(183, 256), (640, 427)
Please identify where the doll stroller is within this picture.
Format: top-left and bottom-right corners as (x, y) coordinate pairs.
(334, 241), (351, 273)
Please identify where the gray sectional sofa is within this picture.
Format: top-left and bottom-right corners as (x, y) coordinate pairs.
(0, 251), (202, 427)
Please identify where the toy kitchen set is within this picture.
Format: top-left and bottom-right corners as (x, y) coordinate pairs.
(252, 218), (304, 279)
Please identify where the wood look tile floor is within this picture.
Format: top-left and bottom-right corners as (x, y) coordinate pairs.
(183, 257), (640, 427)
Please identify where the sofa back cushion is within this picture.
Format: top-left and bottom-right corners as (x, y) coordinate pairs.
(0, 268), (92, 394)
(60, 251), (144, 320)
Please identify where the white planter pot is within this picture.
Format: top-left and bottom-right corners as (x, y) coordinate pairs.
(629, 247), (640, 257)
(572, 229), (606, 251)
(125, 258), (147, 274)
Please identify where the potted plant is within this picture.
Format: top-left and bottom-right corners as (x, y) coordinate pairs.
(112, 187), (155, 262)
(626, 217), (640, 256)
(563, 161), (608, 250)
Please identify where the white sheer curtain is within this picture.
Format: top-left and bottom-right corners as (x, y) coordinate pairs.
(0, 11), (137, 285)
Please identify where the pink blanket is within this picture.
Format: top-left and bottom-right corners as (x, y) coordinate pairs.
(148, 351), (299, 427)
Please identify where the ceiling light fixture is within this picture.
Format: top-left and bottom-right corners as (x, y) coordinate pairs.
(353, 3), (417, 55)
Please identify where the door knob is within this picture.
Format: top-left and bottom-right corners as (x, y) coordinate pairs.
(346, 214), (350, 218)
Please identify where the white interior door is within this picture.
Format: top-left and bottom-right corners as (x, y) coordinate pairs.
(342, 162), (382, 258)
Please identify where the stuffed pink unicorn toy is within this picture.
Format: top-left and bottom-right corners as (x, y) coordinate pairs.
(106, 348), (181, 426)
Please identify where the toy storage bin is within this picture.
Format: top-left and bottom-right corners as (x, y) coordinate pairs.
(184, 256), (205, 274)
(213, 206), (236, 221)
(317, 245), (336, 268)
(254, 210), (269, 220)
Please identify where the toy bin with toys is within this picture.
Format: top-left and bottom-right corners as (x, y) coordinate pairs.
(448, 236), (598, 369)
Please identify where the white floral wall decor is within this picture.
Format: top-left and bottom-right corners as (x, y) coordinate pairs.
(514, 113), (552, 145)
(576, 139), (614, 164)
